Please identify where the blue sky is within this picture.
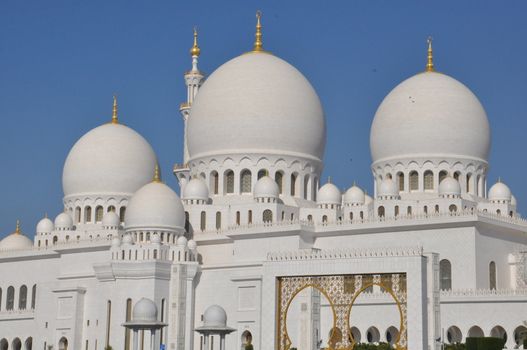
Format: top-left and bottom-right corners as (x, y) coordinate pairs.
(1, 1), (526, 237)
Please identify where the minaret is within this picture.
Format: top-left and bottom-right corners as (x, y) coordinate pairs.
(180, 27), (205, 164)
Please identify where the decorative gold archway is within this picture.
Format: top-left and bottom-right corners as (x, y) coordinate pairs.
(276, 274), (407, 350)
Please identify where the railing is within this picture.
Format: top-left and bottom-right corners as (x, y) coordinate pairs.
(441, 288), (527, 297)
(267, 246), (424, 261)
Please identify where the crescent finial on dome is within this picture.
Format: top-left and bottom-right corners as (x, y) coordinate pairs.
(253, 10), (264, 52)
(15, 219), (20, 235)
(153, 163), (162, 183)
(111, 95), (119, 124)
(190, 27), (201, 57)
(426, 36), (435, 72)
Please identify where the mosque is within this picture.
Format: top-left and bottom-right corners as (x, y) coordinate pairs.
(1, 12), (527, 350)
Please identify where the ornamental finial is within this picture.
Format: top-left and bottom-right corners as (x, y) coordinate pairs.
(190, 27), (201, 57)
(426, 36), (435, 72)
(111, 95), (118, 124)
(253, 11), (264, 52)
(153, 163), (162, 183)
(328, 176), (332, 184)
(15, 219), (20, 235)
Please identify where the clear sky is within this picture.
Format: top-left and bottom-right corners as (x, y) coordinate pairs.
(1, 0), (526, 238)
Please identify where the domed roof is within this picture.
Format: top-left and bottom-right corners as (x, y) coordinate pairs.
(378, 178), (399, 198)
(188, 52), (326, 162)
(176, 235), (188, 247)
(439, 176), (461, 196)
(183, 178), (209, 201)
(370, 71), (490, 164)
(125, 176), (185, 233)
(188, 239), (197, 250)
(254, 176), (279, 198)
(203, 305), (227, 327)
(317, 182), (342, 205)
(54, 212), (73, 229)
(0, 221), (33, 251)
(488, 180), (512, 202)
(344, 185), (365, 205)
(63, 120), (157, 198)
(102, 211), (120, 228)
(36, 216), (54, 234)
(132, 298), (158, 322)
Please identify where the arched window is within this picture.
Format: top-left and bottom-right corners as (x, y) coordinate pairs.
(435, 204), (440, 213)
(124, 299), (132, 350)
(75, 207), (81, 223)
(424, 170), (433, 190)
(119, 207), (126, 223)
(107, 205), (115, 212)
(95, 206), (104, 223)
(489, 261), (497, 290)
(423, 206), (428, 215)
(275, 172), (284, 194)
(453, 171), (460, 181)
(53, 236), (58, 244)
(322, 215), (328, 223)
(407, 206), (412, 215)
(439, 259), (452, 290)
(24, 337), (32, 350)
(6, 286), (14, 310)
(378, 206), (385, 218)
(224, 170), (234, 194)
(11, 339), (21, 350)
(236, 211), (240, 225)
(496, 209), (501, 215)
(31, 284), (36, 309)
(200, 211), (206, 231)
(105, 301), (112, 348)
(85, 206), (92, 223)
(395, 205), (399, 217)
(184, 212), (190, 232)
(19, 285), (27, 310)
(439, 170), (448, 184)
(397, 172), (404, 191)
(360, 211), (364, 219)
(248, 210), (253, 224)
(210, 171), (219, 195)
(449, 204), (457, 213)
(240, 170), (251, 193)
(409, 171), (419, 191)
(307, 215), (313, 222)
(263, 209), (273, 223)
(291, 173), (297, 196)
(304, 174), (310, 200)
(257, 169), (266, 180)
(215, 212), (222, 230)
(350, 212), (353, 221)
(466, 173), (472, 193)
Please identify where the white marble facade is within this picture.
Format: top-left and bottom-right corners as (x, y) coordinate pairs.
(1, 17), (527, 350)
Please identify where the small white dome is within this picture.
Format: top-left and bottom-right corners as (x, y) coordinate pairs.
(36, 216), (54, 234)
(54, 212), (73, 230)
(63, 123), (157, 198)
(102, 211), (120, 228)
(254, 176), (279, 199)
(126, 181), (185, 233)
(187, 239), (197, 251)
(203, 305), (227, 327)
(344, 185), (365, 205)
(176, 236), (188, 248)
(183, 178), (209, 201)
(489, 181), (512, 202)
(122, 234), (133, 245)
(111, 236), (121, 247)
(439, 177), (461, 196)
(378, 179), (399, 198)
(0, 224), (33, 251)
(132, 298), (158, 322)
(317, 182), (342, 205)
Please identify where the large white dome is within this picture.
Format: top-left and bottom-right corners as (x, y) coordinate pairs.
(188, 52), (326, 162)
(63, 123), (157, 198)
(370, 72), (490, 164)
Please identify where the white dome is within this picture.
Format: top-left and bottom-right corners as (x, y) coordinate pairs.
(344, 185), (365, 205)
(370, 72), (490, 164)
(183, 178), (209, 201)
(187, 239), (197, 251)
(254, 176), (279, 199)
(489, 181), (512, 202)
(125, 181), (185, 233)
(102, 211), (120, 228)
(36, 216), (54, 234)
(378, 179), (399, 198)
(176, 236), (188, 247)
(203, 305), (227, 327)
(63, 123), (157, 198)
(188, 52), (326, 162)
(439, 177), (461, 196)
(0, 225), (33, 251)
(317, 182), (342, 205)
(132, 298), (158, 322)
(54, 212), (73, 230)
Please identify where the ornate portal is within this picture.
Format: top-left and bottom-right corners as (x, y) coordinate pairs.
(276, 274), (407, 350)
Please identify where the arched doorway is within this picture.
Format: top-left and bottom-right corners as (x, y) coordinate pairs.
(490, 325), (507, 343)
(59, 337), (68, 350)
(446, 326), (462, 344)
(513, 326), (527, 347)
(12, 338), (22, 350)
(25, 337), (33, 350)
(366, 326), (380, 343)
(467, 325), (484, 338)
(0, 339), (8, 350)
(386, 326), (399, 345)
(241, 330), (253, 350)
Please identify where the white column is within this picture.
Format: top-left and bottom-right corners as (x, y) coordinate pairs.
(132, 330), (139, 350)
(203, 335), (209, 350)
(150, 330), (155, 350)
(220, 335), (226, 350)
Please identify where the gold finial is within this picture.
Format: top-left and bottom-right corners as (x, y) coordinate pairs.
(498, 176), (502, 183)
(111, 95), (118, 124)
(153, 163), (162, 183)
(426, 36), (435, 72)
(253, 10), (264, 52)
(190, 27), (201, 57)
(15, 220), (21, 235)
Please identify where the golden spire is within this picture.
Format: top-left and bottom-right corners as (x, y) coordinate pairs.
(253, 10), (264, 52)
(426, 36), (435, 72)
(15, 220), (20, 235)
(190, 27), (201, 57)
(111, 95), (119, 124)
(153, 163), (162, 183)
